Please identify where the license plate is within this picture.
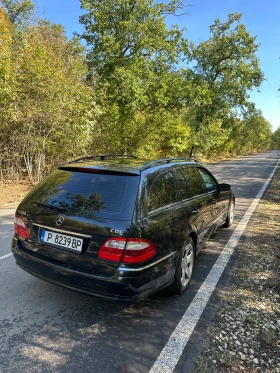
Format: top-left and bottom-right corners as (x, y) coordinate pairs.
(41, 229), (83, 253)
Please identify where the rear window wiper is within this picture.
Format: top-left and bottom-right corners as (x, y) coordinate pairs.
(32, 202), (68, 213)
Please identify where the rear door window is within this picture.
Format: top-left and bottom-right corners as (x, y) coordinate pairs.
(181, 166), (206, 197)
(26, 170), (139, 220)
(148, 171), (177, 212)
(175, 169), (192, 201)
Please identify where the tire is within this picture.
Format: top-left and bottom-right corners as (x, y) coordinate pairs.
(222, 199), (234, 228)
(169, 237), (195, 295)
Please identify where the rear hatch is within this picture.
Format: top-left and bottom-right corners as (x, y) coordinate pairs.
(17, 167), (140, 277)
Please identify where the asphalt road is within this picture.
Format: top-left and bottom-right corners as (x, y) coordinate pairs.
(0, 151), (279, 373)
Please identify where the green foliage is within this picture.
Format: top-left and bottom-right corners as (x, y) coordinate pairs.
(190, 13), (264, 111)
(226, 108), (272, 155)
(0, 2), (274, 183)
(186, 13), (265, 156)
(0, 3), (97, 183)
(0, 7), (13, 111)
(80, 0), (187, 77)
(80, 0), (189, 154)
(0, 0), (35, 26)
(271, 127), (280, 150)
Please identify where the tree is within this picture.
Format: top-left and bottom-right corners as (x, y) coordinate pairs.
(13, 21), (97, 182)
(79, 0), (189, 154)
(0, 7), (13, 109)
(225, 107), (272, 155)
(0, 2), (98, 183)
(271, 127), (280, 150)
(0, 0), (35, 26)
(0, 6), (16, 179)
(187, 13), (264, 156)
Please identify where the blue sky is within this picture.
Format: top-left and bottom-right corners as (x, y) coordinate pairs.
(36, 0), (280, 132)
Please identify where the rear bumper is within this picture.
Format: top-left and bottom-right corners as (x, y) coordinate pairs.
(12, 237), (176, 302)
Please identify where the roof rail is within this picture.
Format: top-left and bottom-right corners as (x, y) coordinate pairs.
(66, 154), (137, 164)
(140, 157), (199, 171)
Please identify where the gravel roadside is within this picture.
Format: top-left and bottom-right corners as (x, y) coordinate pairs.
(194, 166), (280, 373)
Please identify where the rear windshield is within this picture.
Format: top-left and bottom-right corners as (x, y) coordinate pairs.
(26, 170), (140, 220)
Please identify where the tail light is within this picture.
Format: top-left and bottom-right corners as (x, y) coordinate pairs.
(98, 238), (156, 264)
(98, 238), (126, 262)
(14, 215), (30, 239)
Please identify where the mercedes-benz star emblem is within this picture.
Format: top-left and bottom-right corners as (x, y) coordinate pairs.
(55, 215), (65, 226)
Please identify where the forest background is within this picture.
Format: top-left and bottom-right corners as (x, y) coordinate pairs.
(0, 0), (279, 185)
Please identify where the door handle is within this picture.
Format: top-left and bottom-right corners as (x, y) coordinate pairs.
(192, 207), (200, 214)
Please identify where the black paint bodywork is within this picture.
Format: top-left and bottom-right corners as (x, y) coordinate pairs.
(12, 157), (235, 301)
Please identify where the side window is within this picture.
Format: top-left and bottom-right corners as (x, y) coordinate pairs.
(197, 168), (218, 192)
(148, 171), (177, 212)
(175, 169), (192, 201)
(181, 167), (205, 197)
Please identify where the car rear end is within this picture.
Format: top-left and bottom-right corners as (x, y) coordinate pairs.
(11, 162), (160, 301)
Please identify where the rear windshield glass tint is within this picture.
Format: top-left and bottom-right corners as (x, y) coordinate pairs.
(26, 170), (139, 220)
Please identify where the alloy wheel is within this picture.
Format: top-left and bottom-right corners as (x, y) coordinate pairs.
(180, 243), (194, 287)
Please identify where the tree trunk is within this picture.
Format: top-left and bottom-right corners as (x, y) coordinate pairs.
(189, 145), (195, 158)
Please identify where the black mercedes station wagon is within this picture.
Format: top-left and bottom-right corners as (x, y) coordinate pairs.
(12, 155), (235, 301)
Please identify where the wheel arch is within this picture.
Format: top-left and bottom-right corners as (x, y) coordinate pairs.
(188, 231), (197, 256)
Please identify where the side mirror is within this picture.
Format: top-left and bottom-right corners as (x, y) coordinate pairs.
(219, 183), (231, 192)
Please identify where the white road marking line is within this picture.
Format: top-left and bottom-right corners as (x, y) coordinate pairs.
(149, 159), (279, 373)
(0, 253), (13, 261)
